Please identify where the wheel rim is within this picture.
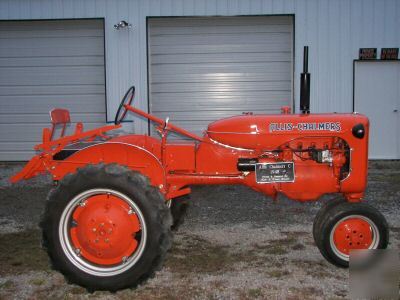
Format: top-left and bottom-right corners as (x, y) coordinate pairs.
(59, 189), (147, 276)
(330, 215), (380, 261)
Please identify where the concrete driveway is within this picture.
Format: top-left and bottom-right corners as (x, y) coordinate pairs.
(0, 161), (399, 299)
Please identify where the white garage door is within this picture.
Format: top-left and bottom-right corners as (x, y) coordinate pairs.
(354, 61), (400, 159)
(0, 19), (106, 161)
(148, 16), (293, 136)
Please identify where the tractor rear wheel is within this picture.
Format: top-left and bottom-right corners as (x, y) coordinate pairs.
(313, 202), (388, 267)
(41, 164), (172, 291)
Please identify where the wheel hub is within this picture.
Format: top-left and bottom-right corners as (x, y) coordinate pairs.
(70, 194), (141, 265)
(333, 217), (373, 255)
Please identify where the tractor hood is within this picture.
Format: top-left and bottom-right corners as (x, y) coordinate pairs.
(206, 113), (369, 150)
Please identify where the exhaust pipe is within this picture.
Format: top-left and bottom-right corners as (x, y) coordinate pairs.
(300, 46), (310, 114)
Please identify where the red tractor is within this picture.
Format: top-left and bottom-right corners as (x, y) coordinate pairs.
(11, 47), (388, 291)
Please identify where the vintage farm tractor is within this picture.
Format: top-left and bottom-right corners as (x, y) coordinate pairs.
(11, 47), (388, 291)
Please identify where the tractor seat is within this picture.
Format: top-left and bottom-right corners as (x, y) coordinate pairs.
(42, 108), (83, 144)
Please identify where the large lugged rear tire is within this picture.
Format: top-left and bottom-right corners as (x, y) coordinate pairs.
(313, 202), (388, 267)
(40, 164), (172, 291)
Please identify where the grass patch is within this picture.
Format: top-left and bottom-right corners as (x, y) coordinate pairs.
(253, 235), (299, 256)
(165, 234), (261, 274)
(289, 286), (323, 299)
(264, 245), (288, 255)
(29, 278), (45, 286)
(291, 243), (306, 250)
(371, 173), (400, 184)
(247, 288), (263, 298)
(291, 259), (331, 278)
(267, 269), (290, 278)
(0, 229), (50, 276)
(0, 280), (14, 290)
(123, 284), (205, 300)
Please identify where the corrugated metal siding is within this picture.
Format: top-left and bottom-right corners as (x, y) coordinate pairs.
(148, 16), (292, 136)
(0, 19), (105, 160)
(0, 0), (399, 139)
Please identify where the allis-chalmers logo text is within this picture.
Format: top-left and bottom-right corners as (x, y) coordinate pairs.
(269, 122), (341, 133)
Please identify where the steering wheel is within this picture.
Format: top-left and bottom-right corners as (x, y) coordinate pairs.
(114, 86), (135, 125)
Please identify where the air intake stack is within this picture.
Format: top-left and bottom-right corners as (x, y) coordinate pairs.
(300, 46), (310, 114)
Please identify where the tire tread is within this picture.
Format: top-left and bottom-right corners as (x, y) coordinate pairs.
(40, 163), (172, 291)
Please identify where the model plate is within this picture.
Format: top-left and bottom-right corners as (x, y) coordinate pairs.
(255, 162), (295, 183)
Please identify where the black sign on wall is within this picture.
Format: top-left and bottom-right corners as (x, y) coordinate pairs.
(359, 48), (377, 60)
(381, 48), (399, 60)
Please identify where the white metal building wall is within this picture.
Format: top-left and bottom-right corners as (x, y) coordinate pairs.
(148, 16), (293, 136)
(0, 0), (399, 138)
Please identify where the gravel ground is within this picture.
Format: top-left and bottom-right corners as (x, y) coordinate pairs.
(0, 161), (399, 299)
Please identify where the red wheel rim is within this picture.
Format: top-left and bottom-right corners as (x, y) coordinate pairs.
(70, 193), (141, 265)
(333, 217), (374, 255)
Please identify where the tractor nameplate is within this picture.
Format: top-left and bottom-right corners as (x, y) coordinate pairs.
(255, 162), (295, 183)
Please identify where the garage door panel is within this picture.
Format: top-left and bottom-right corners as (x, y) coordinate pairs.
(0, 19), (106, 161)
(0, 43), (104, 58)
(150, 43), (292, 55)
(150, 16), (292, 27)
(0, 28), (104, 39)
(0, 66), (105, 85)
(0, 151), (35, 161)
(151, 81), (291, 93)
(0, 113), (105, 124)
(0, 122), (105, 143)
(151, 24), (291, 35)
(151, 62), (291, 75)
(0, 142), (39, 151)
(151, 33), (291, 47)
(153, 100), (290, 115)
(152, 95), (291, 107)
(0, 56), (104, 67)
(152, 71), (291, 84)
(155, 107), (286, 121)
(151, 91), (291, 103)
(0, 84), (104, 96)
(0, 20), (104, 31)
(151, 52), (291, 65)
(0, 95), (105, 113)
(0, 36), (103, 50)
(149, 16), (293, 137)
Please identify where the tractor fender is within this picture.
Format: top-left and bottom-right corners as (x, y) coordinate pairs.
(50, 142), (166, 192)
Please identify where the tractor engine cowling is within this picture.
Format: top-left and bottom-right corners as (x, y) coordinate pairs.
(235, 136), (349, 201)
(237, 136), (349, 179)
(205, 113), (369, 202)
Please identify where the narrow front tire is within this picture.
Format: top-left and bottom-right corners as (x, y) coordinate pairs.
(313, 202), (389, 267)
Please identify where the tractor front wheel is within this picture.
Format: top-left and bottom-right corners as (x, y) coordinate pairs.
(41, 164), (172, 291)
(313, 202), (388, 267)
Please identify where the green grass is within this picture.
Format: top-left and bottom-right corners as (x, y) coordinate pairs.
(0, 229), (50, 276)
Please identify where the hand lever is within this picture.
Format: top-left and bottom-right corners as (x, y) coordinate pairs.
(164, 117), (170, 130)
